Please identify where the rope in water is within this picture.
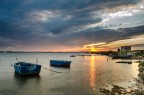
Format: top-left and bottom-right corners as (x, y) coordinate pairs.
(42, 66), (62, 73)
(36, 58), (62, 73)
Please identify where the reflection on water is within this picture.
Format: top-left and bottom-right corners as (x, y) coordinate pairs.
(13, 73), (41, 86)
(0, 53), (139, 95)
(130, 62), (139, 77)
(89, 55), (96, 91)
(14, 73), (41, 81)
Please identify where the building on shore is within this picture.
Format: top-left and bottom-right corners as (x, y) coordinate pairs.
(121, 46), (131, 51)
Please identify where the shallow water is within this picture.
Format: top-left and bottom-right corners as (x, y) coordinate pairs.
(0, 53), (139, 95)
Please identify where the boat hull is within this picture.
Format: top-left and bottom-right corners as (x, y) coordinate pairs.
(14, 72), (40, 75)
(50, 60), (71, 67)
(14, 62), (41, 75)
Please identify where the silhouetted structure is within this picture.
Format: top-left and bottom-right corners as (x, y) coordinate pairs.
(121, 46), (131, 51)
(117, 48), (120, 52)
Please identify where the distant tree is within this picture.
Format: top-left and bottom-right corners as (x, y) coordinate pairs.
(117, 48), (120, 52)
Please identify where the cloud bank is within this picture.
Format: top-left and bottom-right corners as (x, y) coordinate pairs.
(0, 0), (144, 51)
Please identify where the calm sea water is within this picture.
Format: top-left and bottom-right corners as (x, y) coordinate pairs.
(0, 53), (139, 95)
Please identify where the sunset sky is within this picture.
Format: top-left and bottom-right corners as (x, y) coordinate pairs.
(0, 0), (144, 52)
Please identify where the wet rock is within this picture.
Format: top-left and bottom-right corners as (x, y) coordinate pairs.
(100, 61), (144, 95)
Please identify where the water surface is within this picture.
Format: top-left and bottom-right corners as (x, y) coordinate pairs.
(0, 53), (139, 95)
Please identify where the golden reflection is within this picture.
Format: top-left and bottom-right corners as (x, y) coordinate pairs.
(91, 55), (95, 61)
(89, 55), (96, 91)
(131, 62), (139, 77)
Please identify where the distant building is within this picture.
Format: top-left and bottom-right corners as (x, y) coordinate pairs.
(121, 46), (131, 51)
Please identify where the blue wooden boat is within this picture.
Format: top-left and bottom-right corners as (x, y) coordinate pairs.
(14, 62), (41, 75)
(50, 60), (71, 67)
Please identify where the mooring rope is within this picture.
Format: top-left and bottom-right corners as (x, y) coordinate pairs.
(42, 66), (62, 73)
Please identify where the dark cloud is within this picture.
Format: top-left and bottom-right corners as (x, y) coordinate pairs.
(119, 25), (144, 39)
(0, 20), (18, 38)
(47, 16), (102, 34)
(18, 0), (140, 11)
(0, 0), (143, 50)
(51, 25), (144, 46)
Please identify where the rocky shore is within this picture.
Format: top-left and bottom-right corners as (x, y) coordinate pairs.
(100, 61), (144, 95)
(138, 61), (144, 82)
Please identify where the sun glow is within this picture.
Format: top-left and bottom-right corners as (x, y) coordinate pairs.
(90, 47), (97, 52)
(83, 42), (106, 52)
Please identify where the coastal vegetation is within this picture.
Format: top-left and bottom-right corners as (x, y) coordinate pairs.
(133, 51), (144, 59)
